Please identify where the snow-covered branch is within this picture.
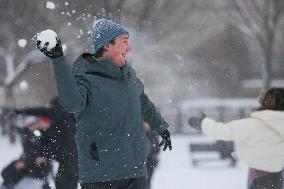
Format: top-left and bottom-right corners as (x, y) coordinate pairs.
(4, 49), (46, 86)
(232, 0), (267, 47)
(251, 0), (264, 20)
(224, 0), (284, 90)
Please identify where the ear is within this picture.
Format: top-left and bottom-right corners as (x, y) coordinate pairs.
(104, 43), (110, 50)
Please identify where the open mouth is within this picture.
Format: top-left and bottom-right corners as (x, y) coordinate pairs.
(122, 53), (127, 58)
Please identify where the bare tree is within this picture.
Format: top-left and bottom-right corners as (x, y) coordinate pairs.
(2, 0), (255, 108)
(0, 0), (85, 107)
(224, 0), (284, 90)
(0, 1), (51, 106)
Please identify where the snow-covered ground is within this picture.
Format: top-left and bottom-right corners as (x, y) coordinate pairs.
(0, 135), (248, 189)
(0, 136), (22, 174)
(152, 135), (248, 189)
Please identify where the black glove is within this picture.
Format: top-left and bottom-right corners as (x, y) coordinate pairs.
(36, 37), (63, 58)
(188, 112), (206, 130)
(159, 129), (172, 151)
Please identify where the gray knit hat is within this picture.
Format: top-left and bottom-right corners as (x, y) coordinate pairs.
(91, 19), (129, 54)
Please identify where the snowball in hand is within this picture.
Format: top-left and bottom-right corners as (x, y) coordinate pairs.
(36, 29), (58, 51)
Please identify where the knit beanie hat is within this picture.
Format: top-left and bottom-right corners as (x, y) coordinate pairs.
(91, 19), (129, 54)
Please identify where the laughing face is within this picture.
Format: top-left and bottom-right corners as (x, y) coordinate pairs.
(104, 34), (132, 67)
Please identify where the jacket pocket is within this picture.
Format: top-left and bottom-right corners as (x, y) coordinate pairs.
(89, 142), (100, 161)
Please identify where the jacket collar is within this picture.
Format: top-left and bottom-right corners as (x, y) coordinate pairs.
(80, 53), (131, 79)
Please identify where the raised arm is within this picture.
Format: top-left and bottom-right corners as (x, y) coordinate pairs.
(36, 37), (87, 113)
(52, 56), (88, 112)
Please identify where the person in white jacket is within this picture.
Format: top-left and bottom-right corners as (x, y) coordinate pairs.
(188, 87), (284, 189)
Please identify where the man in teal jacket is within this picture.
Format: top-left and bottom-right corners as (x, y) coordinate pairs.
(36, 19), (172, 189)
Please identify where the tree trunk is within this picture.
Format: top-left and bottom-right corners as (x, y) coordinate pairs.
(261, 52), (271, 91)
(2, 86), (14, 107)
(0, 86), (16, 143)
(260, 35), (274, 91)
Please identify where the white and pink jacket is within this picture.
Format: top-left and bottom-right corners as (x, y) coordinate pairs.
(201, 110), (284, 172)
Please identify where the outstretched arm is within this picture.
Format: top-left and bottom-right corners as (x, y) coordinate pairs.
(16, 107), (57, 118)
(201, 117), (255, 141)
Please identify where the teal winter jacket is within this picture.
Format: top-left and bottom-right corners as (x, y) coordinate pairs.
(51, 54), (169, 183)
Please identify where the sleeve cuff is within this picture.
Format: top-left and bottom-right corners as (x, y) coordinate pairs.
(201, 117), (216, 131)
(52, 56), (65, 64)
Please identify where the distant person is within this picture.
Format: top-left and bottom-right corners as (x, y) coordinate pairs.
(0, 116), (52, 189)
(188, 87), (284, 189)
(15, 97), (78, 189)
(36, 18), (172, 189)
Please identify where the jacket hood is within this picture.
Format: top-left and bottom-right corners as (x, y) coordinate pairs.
(72, 53), (131, 79)
(251, 110), (284, 136)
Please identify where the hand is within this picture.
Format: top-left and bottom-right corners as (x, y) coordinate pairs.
(188, 112), (206, 130)
(36, 37), (63, 58)
(159, 129), (172, 151)
(35, 156), (47, 167)
(15, 161), (25, 170)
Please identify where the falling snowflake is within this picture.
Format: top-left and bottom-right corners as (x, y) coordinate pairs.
(46, 1), (55, 9)
(18, 39), (27, 48)
(19, 80), (28, 90)
(62, 44), (67, 52)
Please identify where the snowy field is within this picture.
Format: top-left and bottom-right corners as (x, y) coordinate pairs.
(152, 135), (249, 189)
(0, 135), (248, 189)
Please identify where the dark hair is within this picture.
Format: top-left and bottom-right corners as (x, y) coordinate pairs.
(50, 97), (59, 107)
(94, 39), (116, 58)
(258, 87), (284, 111)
